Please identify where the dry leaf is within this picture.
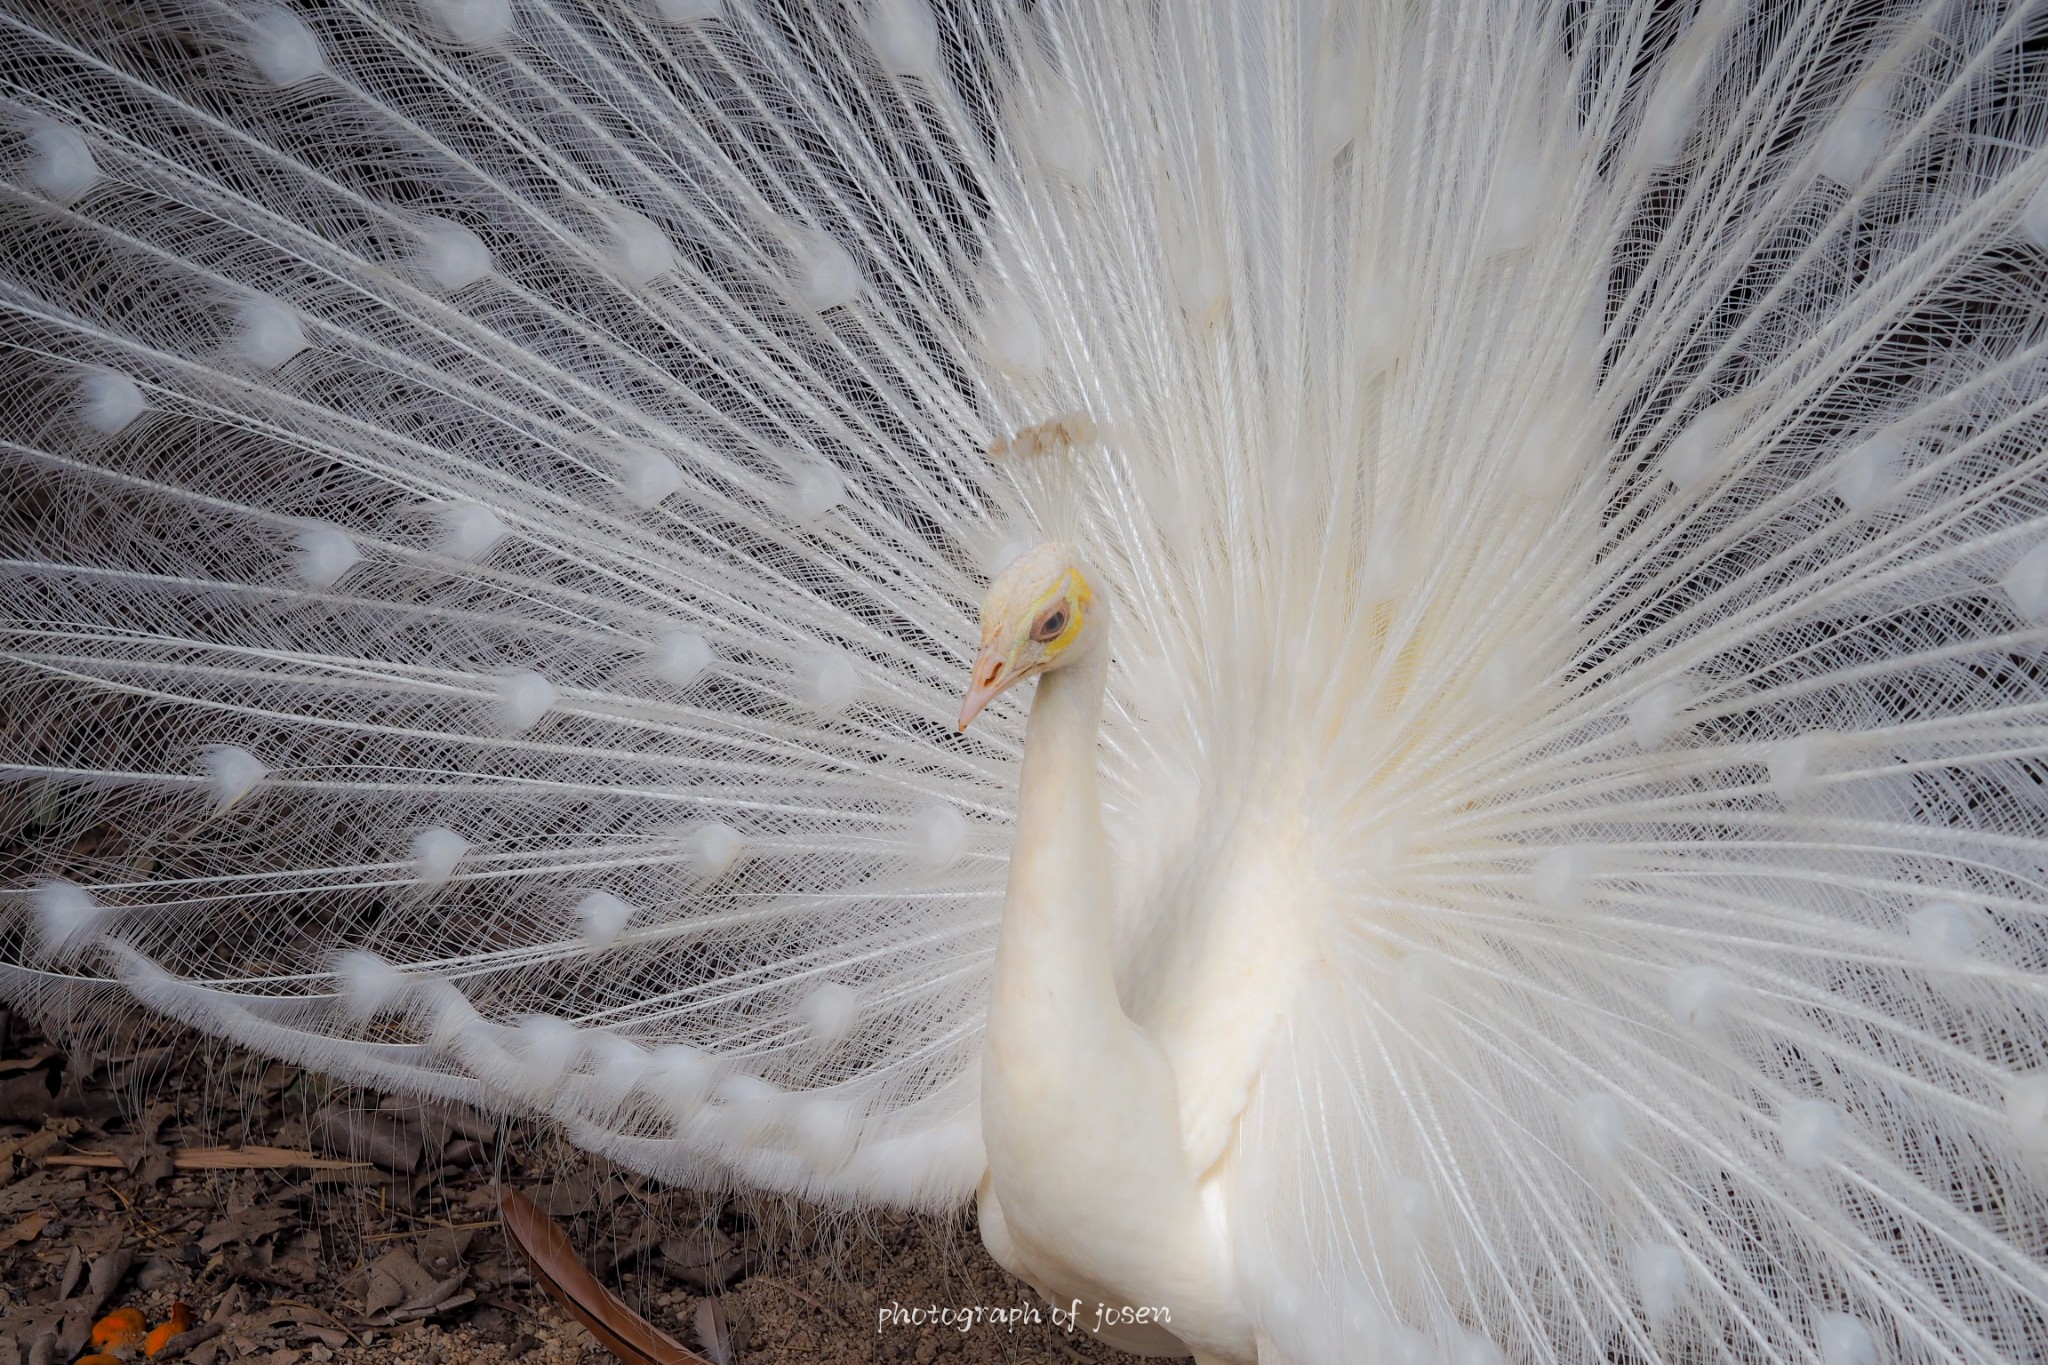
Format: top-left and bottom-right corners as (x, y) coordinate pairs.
(199, 1208), (295, 1254)
(308, 1108), (423, 1174)
(100, 1047), (175, 1091)
(439, 1139), (486, 1167)
(87, 1251), (134, 1309)
(207, 1286), (250, 1328)
(55, 1243), (83, 1301)
(0, 1070), (56, 1125)
(90, 1308), (146, 1351)
(74, 1222), (125, 1256)
(0, 1211), (47, 1249)
(523, 1171), (613, 1217)
(104, 1101), (179, 1173)
(416, 1226), (474, 1279)
(362, 1248), (436, 1316)
(236, 1303), (355, 1348)
(360, 1245), (468, 1322)
(145, 1303), (195, 1355)
(496, 1186), (710, 1365)
(658, 1229), (743, 1293)
(0, 1171), (83, 1218)
(390, 1275), (470, 1322)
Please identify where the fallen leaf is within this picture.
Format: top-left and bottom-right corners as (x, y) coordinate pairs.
(199, 1208), (295, 1254)
(416, 1099), (495, 1145)
(384, 1282), (472, 1325)
(234, 1303), (355, 1350)
(270, 1253), (319, 1284)
(221, 1248), (313, 1290)
(497, 1186), (711, 1365)
(416, 1226), (474, 1278)
(0, 1171), (84, 1218)
(57, 1306), (96, 1361)
(440, 1139), (486, 1167)
(0, 1211), (47, 1249)
(74, 1222), (125, 1256)
(208, 1285), (250, 1327)
(523, 1170), (614, 1217)
(56, 1243), (83, 1301)
(308, 1108), (423, 1174)
(88, 1250), (135, 1306)
(0, 1070), (56, 1125)
(658, 1229), (743, 1292)
(99, 1048), (175, 1092)
(403, 1272), (467, 1313)
(592, 1222), (663, 1278)
(145, 1303), (195, 1355)
(90, 1308), (146, 1351)
(51, 1065), (122, 1126)
(104, 1101), (179, 1173)
(45, 1250), (139, 1355)
(362, 1249), (436, 1317)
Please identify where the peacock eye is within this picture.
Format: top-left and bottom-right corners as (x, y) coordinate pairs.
(1031, 606), (1069, 642)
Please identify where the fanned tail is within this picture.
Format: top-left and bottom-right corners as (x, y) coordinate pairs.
(2, 0), (1048, 1206)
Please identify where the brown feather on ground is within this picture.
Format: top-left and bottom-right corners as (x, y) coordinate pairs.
(496, 1184), (713, 1365)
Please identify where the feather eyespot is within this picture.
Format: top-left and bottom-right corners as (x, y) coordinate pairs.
(1031, 606), (1069, 642)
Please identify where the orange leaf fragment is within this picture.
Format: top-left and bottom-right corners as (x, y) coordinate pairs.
(145, 1303), (195, 1356)
(76, 1354), (124, 1365)
(90, 1308), (147, 1350)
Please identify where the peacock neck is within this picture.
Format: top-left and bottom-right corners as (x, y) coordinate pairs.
(991, 641), (1119, 1030)
(976, 630), (1256, 1360)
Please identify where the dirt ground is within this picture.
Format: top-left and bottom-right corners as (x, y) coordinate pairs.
(0, 1010), (1134, 1365)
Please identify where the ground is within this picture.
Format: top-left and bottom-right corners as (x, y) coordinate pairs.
(0, 1011), (1133, 1365)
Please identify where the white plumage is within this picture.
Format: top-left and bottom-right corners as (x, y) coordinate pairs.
(3, 0), (2048, 1360)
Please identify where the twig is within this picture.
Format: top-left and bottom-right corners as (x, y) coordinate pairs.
(147, 1321), (224, 1363)
(263, 1301), (363, 1345)
(46, 1146), (372, 1172)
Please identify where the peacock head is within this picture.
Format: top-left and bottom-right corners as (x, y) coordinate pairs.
(958, 542), (1099, 731)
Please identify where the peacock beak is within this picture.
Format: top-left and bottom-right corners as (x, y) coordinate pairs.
(958, 645), (1010, 732)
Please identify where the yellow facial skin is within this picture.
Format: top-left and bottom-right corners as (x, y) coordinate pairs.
(958, 547), (1093, 732)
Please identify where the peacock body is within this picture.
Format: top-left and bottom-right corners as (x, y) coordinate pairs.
(3, 0), (2047, 1360)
